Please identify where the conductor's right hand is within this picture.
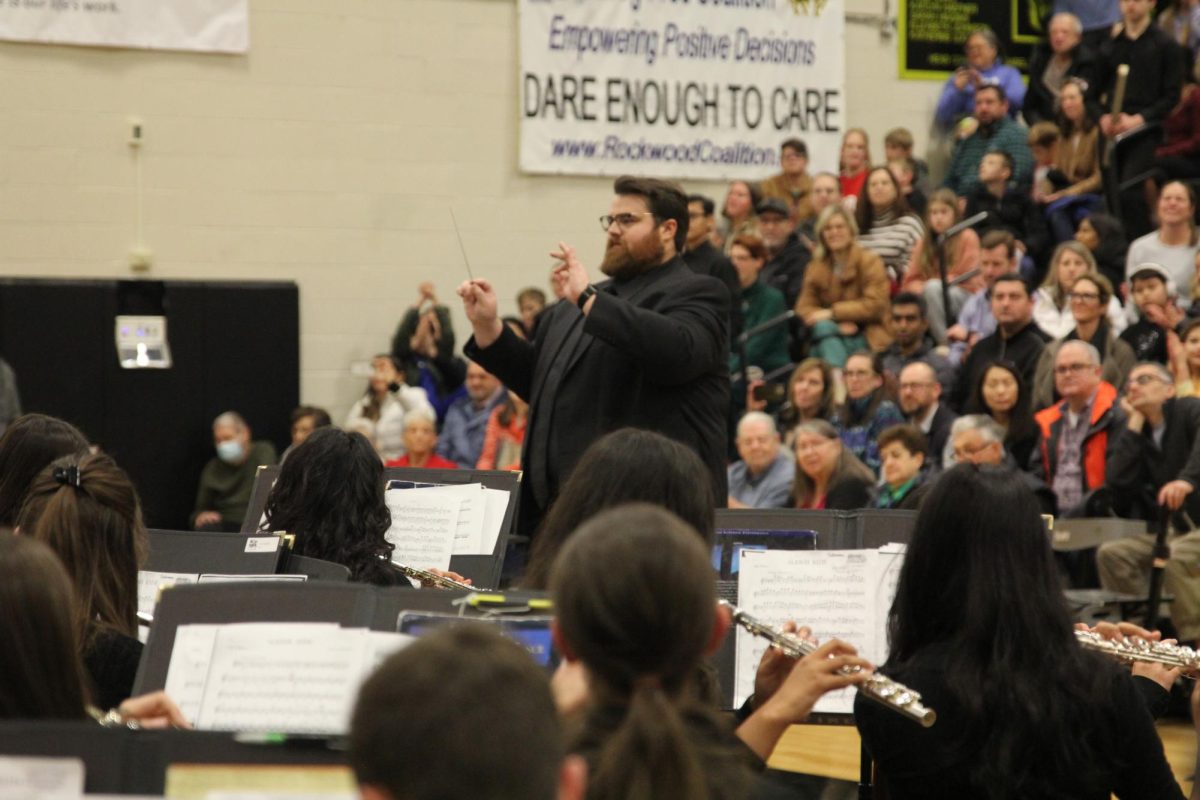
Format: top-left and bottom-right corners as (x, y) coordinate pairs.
(457, 279), (504, 348)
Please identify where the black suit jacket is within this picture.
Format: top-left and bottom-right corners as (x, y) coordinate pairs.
(1106, 396), (1200, 528)
(683, 241), (742, 340)
(924, 403), (958, 471)
(466, 257), (731, 532)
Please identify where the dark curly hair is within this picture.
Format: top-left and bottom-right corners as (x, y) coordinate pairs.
(262, 427), (395, 585)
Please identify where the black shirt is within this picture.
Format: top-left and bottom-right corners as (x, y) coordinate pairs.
(1099, 24), (1186, 124)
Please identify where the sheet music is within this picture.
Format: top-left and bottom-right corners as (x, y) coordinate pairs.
(197, 574), (308, 584)
(479, 487), (511, 556)
(194, 623), (366, 734)
(362, 631), (415, 676)
(164, 624), (222, 724)
(384, 488), (459, 572)
(137, 570), (199, 618)
(424, 483), (485, 554)
(0, 756), (84, 800)
(735, 547), (905, 714)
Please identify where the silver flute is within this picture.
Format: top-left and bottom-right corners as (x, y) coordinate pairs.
(721, 601), (936, 727)
(394, 562), (482, 592)
(1075, 629), (1200, 677)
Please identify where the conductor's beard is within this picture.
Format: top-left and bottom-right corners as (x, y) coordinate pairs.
(600, 234), (666, 282)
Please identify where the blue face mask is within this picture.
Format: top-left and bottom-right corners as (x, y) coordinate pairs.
(216, 439), (245, 464)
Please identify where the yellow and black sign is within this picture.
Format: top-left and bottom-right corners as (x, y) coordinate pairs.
(899, 0), (1047, 79)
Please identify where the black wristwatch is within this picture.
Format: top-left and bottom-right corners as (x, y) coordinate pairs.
(577, 284), (597, 310)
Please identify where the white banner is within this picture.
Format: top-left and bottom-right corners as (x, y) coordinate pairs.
(0, 0), (248, 54)
(519, 0), (845, 180)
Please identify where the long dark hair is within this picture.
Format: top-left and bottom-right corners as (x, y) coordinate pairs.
(0, 413), (89, 528)
(0, 536), (90, 720)
(522, 428), (716, 590)
(965, 360), (1036, 455)
(550, 504), (751, 800)
(885, 466), (1118, 797)
(19, 452), (147, 647)
(855, 166), (913, 232)
(263, 427), (395, 585)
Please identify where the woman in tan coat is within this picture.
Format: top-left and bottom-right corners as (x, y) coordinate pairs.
(796, 205), (892, 367)
(1044, 78), (1102, 243)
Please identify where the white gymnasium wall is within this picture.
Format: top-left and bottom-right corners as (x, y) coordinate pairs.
(0, 0), (940, 419)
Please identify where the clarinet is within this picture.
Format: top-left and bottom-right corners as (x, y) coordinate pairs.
(393, 562), (482, 592)
(1075, 629), (1200, 676)
(721, 601), (936, 727)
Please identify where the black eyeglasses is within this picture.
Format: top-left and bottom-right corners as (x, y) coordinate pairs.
(599, 212), (654, 231)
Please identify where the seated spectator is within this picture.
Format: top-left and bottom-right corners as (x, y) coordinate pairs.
(1032, 273), (1136, 409)
(522, 428), (715, 590)
(1155, 80), (1200, 184)
(1032, 340), (1125, 516)
(1125, 182), (1200, 301)
(963, 151), (1049, 278)
(728, 234), (789, 378)
(19, 453), (147, 711)
(192, 411), (277, 531)
(351, 624), (584, 800)
(476, 391), (527, 471)
(280, 405), (331, 462)
(756, 197), (812, 310)
(1034, 242), (1126, 339)
(884, 127), (930, 191)
(1173, 317), (1200, 395)
(1098, 0), (1186, 238)
(683, 193), (742, 340)
(549, 504), (868, 795)
(801, 172), (843, 243)
(1075, 212), (1128, 289)
(1121, 263), (1186, 365)
(437, 360), (505, 468)
(1028, 121), (1062, 206)
(1043, 80), (1104, 243)
(947, 232), (1020, 361)
(1057, 0), (1122, 51)
(345, 354), (434, 463)
(1158, 0), (1200, 67)
(873, 424), (930, 509)
(935, 26), (1027, 129)
(903, 189), (984, 342)
(881, 292), (957, 395)
(1023, 13), (1100, 127)
(792, 419), (875, 509)
(832, 352), (906, 474)
(856, 166), (927, 287)
(751, 358), (837, 448)
(0, 535), (187, 726)
(390, 283), (466, 417)
(944, 84), (1034, 196)
(719, 180), (761, 254)
(838, 128), (871, 203)
(952, 272), (1050, 411)
(964, 360), (1041, 470)
(949, 414), (1056, 514)
(897, 361), (958, 471)
(385, 408), (458, 469)
(797, 206), (893, 366)
(728, 412), (796, 509)
(760, 138), (815, 223)
(1099, 360), (1200, 646)
(0, 357), (19, 436)
(262, 427), (409, 586)
(889, 156), (926, 217)
(516, 287), (547, 339)
(0, 413), (88, 532)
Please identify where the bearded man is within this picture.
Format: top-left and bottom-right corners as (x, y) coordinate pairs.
(459, 176), (730, 532)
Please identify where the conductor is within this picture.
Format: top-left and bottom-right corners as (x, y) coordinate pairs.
(458, 176), (731, 534)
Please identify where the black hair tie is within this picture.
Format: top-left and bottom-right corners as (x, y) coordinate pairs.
(52, 466), (83, 489)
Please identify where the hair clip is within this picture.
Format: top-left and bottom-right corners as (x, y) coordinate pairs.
(53, 465), (83, 489)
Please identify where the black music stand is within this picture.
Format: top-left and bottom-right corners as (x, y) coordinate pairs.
(1145, 505), (1172, 631)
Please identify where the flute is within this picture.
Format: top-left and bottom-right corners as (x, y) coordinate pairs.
(394, 562), (482, 591)
(721, 601), (936, 727)
(1075, 629), (1200, 677)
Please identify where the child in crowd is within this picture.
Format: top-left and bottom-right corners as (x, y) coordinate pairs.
(888, 157), (926, 217)
(1120, 263), (1187, 364)
(964, 151), (1049, 281)
(884, 127), (930, 191)
(1027, 122), (1061, 205)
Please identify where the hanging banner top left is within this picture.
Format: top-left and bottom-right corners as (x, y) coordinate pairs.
(0, 0), (249, 54)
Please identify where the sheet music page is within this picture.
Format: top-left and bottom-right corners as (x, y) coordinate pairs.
(193, 623), (366, 734)
(478, 487), (511, 556)
(0, 756), (84, 800)
(384, 488), (459, 572)
(866, 544), (906, 664)
(197, 574), (308, 584)
(424, 483), (486, 554)
(362, 631), (415, 678)
(164, 624), (222, 724)
(137, 570), (199, 618)
(735, 549), (876, 713)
